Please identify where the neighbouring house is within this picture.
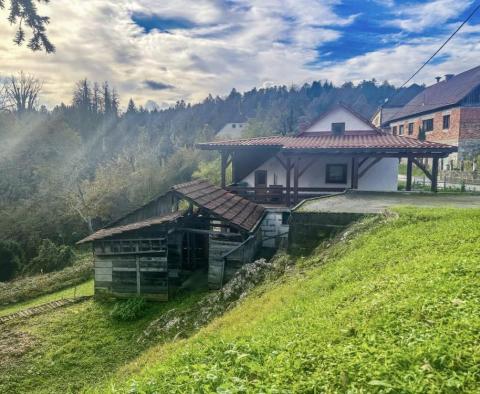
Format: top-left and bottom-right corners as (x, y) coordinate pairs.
(198, 104), (457, 203)
(216, 122), (247, 139)
(77, 180), (267, 300)
(386, 65), (480, 166)
(372, 84), (424, 131)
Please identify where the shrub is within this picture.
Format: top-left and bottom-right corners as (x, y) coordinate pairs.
(110, 297), (148, 321)
(24, 239), (75, 275)
(0, 240), (24, 282)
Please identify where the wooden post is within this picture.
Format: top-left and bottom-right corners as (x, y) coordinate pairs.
(293, 157), (299, 204)
(431, 157), (439, 192)
(286, 156), (291, 206)
(221, 151), (228, 188)
(406, 157), (413, 191)
(351, 157), (359, 189)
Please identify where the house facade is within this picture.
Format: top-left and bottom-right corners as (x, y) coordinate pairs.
(372, 84), (424, 131)
(216, 122), (247, 139)
(387, 66), (480, 166)
(198, 104), (457, 204)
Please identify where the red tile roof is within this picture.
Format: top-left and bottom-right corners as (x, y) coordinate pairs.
(172, 179), (265, 232)
(198, 133), (457, 152)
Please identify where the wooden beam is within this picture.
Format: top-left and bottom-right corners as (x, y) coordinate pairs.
(431, 157), (439, 192)
(406, 157), (413, 191)
(358, 157), (369, 169)
(358, 157), (382, 179)
(286, 156), (291, 206)
(275, 154), (294, 171)
(293, 157), (300, 204)
(351, 157), (359, 189)
(221, 151), (228, 188)
(298, 157), (316, 178)
(412, 158), (433, 181)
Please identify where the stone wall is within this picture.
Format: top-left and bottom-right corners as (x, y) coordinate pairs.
(288, 211), (365, 256)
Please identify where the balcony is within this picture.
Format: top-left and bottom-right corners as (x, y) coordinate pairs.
(226, 185), (346, 205)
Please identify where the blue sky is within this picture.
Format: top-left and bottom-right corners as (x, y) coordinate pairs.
(2, 0), (480, 108)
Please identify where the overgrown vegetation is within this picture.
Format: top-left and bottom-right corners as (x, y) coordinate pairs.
(0, 253), (92, 306)
(97, 208), (480, 393)
(110, 297), (148, 321)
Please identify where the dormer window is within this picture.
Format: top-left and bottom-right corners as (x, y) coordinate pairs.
(331, 122), (345, 135)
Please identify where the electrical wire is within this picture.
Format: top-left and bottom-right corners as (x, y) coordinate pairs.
(381, 1), (480, 123)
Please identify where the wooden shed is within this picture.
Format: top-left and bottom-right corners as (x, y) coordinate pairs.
(77, 180), (266, 300)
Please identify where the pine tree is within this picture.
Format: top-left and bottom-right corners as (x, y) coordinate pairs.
(126, 98), (137, 114)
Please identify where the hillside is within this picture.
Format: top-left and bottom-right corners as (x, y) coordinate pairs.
(95, 208), (480, 393)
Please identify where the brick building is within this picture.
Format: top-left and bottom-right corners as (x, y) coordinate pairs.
(386, 65), (480, 166)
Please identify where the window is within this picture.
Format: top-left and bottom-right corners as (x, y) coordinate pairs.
(254, 170), (267, 187)
(392, 126), (398, 135)
(408, 123), (414, 135)
(399, 125), (404, 135)
(281, 212), (290, 225)
(422, 118), (434, 132)
(326, 164), (347, 184)
(443, 114), (450, 130)
(331, 122), (345, 135)
(232, 123), (236, 128)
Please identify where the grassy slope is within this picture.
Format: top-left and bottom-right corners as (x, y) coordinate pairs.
(101, 208), (480, 393)
(0, 279), (94, 317)
(0, 253), (93, 306)
(0, 290), (206, 394)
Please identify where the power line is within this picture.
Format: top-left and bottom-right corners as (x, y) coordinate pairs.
(382, 0), (480, 122)
(397, 1), (480, 91)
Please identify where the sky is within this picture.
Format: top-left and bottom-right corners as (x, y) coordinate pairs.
(1, 0), (480, 110)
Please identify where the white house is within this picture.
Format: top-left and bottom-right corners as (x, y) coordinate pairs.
(216, 122), (247, 139)
(199, 104), (457, 205)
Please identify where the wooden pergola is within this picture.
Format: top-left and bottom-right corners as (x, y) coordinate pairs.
(217, 146), (455, 206)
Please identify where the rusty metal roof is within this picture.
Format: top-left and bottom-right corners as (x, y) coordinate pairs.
(76, 211), (183, 244)
(172, 179), (265, 232)
(197, 133), (457, 152)
(389, 65), (480, 121)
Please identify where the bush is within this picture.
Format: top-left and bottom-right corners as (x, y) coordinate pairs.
(24, 239), (75, 275)
(0, 240), (24, 282)
(110, 297), (148, 321)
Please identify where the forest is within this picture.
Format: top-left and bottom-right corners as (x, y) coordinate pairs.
(0, 73), (403, 281)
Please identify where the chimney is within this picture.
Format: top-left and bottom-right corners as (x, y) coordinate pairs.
(445, 74), (454, 81)
(435, 76), (441, 83)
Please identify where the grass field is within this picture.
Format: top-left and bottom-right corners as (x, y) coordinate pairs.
(95, 208), (480, 393)
(0, 279), (94, 317)
(0, 288), (207, 393)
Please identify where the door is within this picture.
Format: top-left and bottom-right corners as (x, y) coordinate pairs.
(254, 170), (267, 188)
(254, 170), (267, 201)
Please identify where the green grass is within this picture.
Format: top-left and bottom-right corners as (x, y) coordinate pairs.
(0, 253), (93, 306)
(0, 289), (207, 394)
(98, 208), (480, 393)
(0, 279), (93, 317)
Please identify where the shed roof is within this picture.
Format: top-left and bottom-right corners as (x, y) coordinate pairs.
(77, 211), (184, 244)
(389, 65), (480, 121)
(77, 180), (265, 244)
(172, 179), (265, 232)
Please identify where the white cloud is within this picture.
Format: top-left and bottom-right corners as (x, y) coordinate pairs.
(0, 0), (479, 111)
(387, 0), (474, 32)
